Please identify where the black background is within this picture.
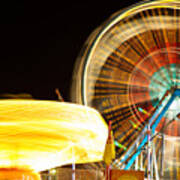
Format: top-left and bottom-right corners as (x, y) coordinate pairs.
(0, 1), (140, 101)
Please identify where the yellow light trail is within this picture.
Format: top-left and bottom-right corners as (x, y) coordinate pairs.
(0, 100), (108, 173)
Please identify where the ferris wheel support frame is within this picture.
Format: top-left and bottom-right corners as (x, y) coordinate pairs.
(123, 88), (180, 171)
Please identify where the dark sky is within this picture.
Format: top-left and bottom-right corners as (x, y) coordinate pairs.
(0, 1), (139, 101)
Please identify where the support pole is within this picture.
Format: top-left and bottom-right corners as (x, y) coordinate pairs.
(147, 124), (151, 180)
(140, 151), (144, 171)
(151, 151), (154, 179)
(105, 165), (110, 180)
(135, 142), (139, 170)
(48, 170), (52, 180)
(72, 163), (75, 180)
(72, 144), (75, 180)
(152, 142), (160, 180)
(160, 133), (165, 178)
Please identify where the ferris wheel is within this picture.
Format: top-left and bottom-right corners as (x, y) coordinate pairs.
(71, 0), (180, 179)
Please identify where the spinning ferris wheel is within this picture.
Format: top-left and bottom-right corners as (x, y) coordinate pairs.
(71, 0), (180, 179)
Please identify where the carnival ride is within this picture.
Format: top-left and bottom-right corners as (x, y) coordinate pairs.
(0, 100), (108, 179)
(71, 0), (180, 179)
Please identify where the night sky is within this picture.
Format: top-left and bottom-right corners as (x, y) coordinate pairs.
(0, 1), (139, 101)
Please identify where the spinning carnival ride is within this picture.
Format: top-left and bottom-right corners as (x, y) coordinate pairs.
(0, 100), (108, 179)
(71, 0), (180, 179)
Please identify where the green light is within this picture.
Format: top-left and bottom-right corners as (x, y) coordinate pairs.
(114, 141), (127, 151)
(129, 120), (141, 131)
(138, 107), (150, 116)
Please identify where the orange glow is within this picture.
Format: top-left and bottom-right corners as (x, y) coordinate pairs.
(0, 168), (40, 180)
(0, 100), (108, 172)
